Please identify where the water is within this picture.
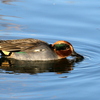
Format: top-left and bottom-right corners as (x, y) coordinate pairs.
(0, 0), (100, 100)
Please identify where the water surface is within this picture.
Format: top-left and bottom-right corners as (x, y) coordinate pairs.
(0, 0), (100, 100)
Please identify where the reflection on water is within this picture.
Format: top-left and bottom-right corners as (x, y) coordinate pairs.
(0, 22), (22, 31)
(1, 0), (18, 5)
(0, 15), (22, 31)
(0, 15), (7, 20)
(0, 0), (100, 99)
(0, 57), (83, 74)
(0, 14), (20, 21)
(1, 0), (22, 31)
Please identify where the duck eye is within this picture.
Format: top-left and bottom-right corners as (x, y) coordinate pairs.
(53, 43), (70, 50)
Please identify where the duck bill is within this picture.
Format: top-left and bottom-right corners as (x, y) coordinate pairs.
(71, 50), (84, 60)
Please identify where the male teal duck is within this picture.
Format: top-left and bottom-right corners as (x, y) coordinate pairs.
(0, 38), (84, 61)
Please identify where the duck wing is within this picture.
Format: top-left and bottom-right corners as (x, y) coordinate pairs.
(0, 38), (48, 52)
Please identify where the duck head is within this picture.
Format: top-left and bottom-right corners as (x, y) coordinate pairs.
(52, 40), (84, 59)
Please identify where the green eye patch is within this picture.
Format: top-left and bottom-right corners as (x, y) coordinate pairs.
(53, 43), (70, 50)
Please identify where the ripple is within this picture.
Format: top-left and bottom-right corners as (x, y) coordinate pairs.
(43, 35), (100, 72)
(72, 39), (100, 69)
(0, 35), (100, 75)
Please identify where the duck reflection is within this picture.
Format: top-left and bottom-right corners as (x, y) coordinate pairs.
(0, 57), (83, 74)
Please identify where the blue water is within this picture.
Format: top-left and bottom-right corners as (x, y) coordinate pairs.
(0, 0), (100, 100)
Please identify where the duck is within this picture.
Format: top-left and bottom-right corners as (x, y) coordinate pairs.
(0, 38), (84, 61)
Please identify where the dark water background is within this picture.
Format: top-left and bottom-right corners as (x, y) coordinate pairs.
(0, 0), (100, 100)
